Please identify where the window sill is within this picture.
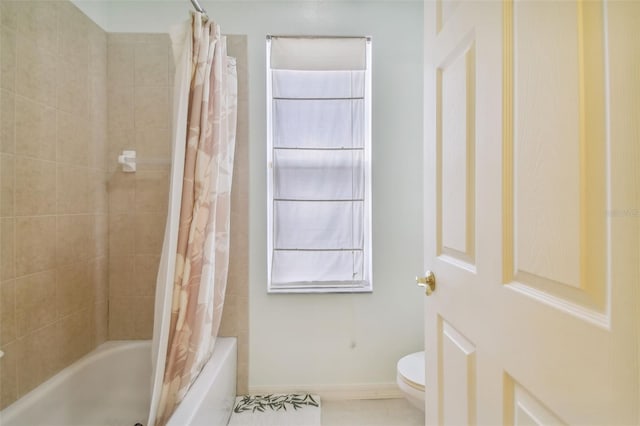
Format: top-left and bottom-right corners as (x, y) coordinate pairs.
(268, 281), (372, 294)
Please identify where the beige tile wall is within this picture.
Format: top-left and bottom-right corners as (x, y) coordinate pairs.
(106, 33), (249, 394)
(106, 33), (171, 340)
(0, 0), (108, 409)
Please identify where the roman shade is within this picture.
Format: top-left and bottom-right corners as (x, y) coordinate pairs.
(267, 36), (372, 293)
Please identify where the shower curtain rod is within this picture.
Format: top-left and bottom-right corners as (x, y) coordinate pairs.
(189, 0), (207, 16)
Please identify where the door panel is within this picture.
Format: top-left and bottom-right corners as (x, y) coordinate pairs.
(506, 379), (566, 426)
(424, 1), (639, 424)
(438, 38), (476, 268)
(514, 0), (582, 291)
(504, 0), (608, 315)
(439, 318), (476, 426)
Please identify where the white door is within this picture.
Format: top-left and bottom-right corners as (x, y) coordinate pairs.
(423, 1), (639, 424)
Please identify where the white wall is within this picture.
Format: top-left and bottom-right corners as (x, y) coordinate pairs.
(73, 0), (424, 392)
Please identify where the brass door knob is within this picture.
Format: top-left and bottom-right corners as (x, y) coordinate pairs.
(416, 271), (436, 296)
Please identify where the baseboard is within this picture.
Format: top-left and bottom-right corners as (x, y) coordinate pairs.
(247, 383), (402, 400)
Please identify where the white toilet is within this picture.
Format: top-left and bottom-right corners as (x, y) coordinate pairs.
(396, 351), (425, 412)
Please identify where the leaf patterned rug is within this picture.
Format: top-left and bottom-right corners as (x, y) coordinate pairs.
(228, 394), (321, 426)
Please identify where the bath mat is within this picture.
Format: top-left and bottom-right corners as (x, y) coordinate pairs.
(228, 394), (321, 426)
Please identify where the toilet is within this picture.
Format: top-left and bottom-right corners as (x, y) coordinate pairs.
(396, 351), (425, 412)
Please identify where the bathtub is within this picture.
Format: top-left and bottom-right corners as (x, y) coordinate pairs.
(0, 338), (237, 426)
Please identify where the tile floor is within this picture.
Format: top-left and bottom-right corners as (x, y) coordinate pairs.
(321, 398), (424, 426)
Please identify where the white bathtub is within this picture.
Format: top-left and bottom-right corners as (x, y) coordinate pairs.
(0, 338), (237, 426)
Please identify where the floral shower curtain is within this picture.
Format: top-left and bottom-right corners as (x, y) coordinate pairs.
(147, 12), (237, 426)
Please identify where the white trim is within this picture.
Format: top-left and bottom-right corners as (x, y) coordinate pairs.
(266, 37), (275, 294)
(363, 38), (373, 292)
(268, 286), (372, 294)
(248, 383), (402, 401)
(265, 36), (373, 294)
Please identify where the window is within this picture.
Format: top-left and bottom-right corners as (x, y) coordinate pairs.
(266, 36), (372, 293)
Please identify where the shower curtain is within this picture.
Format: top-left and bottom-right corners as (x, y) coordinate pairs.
(147, 12), (237, 426)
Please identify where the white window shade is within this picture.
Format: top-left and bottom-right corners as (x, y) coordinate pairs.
(274, 201), (364, 250)
(273, 99), (364, 148)
(273, 150), (364, 200)
(270, 37), (367, 70)
(267, 36), (372, 293)
(272, 70), (365, 98)
(271, 250), (364, 284)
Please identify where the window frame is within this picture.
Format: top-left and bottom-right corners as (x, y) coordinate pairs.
(266, 36), (373, 294)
